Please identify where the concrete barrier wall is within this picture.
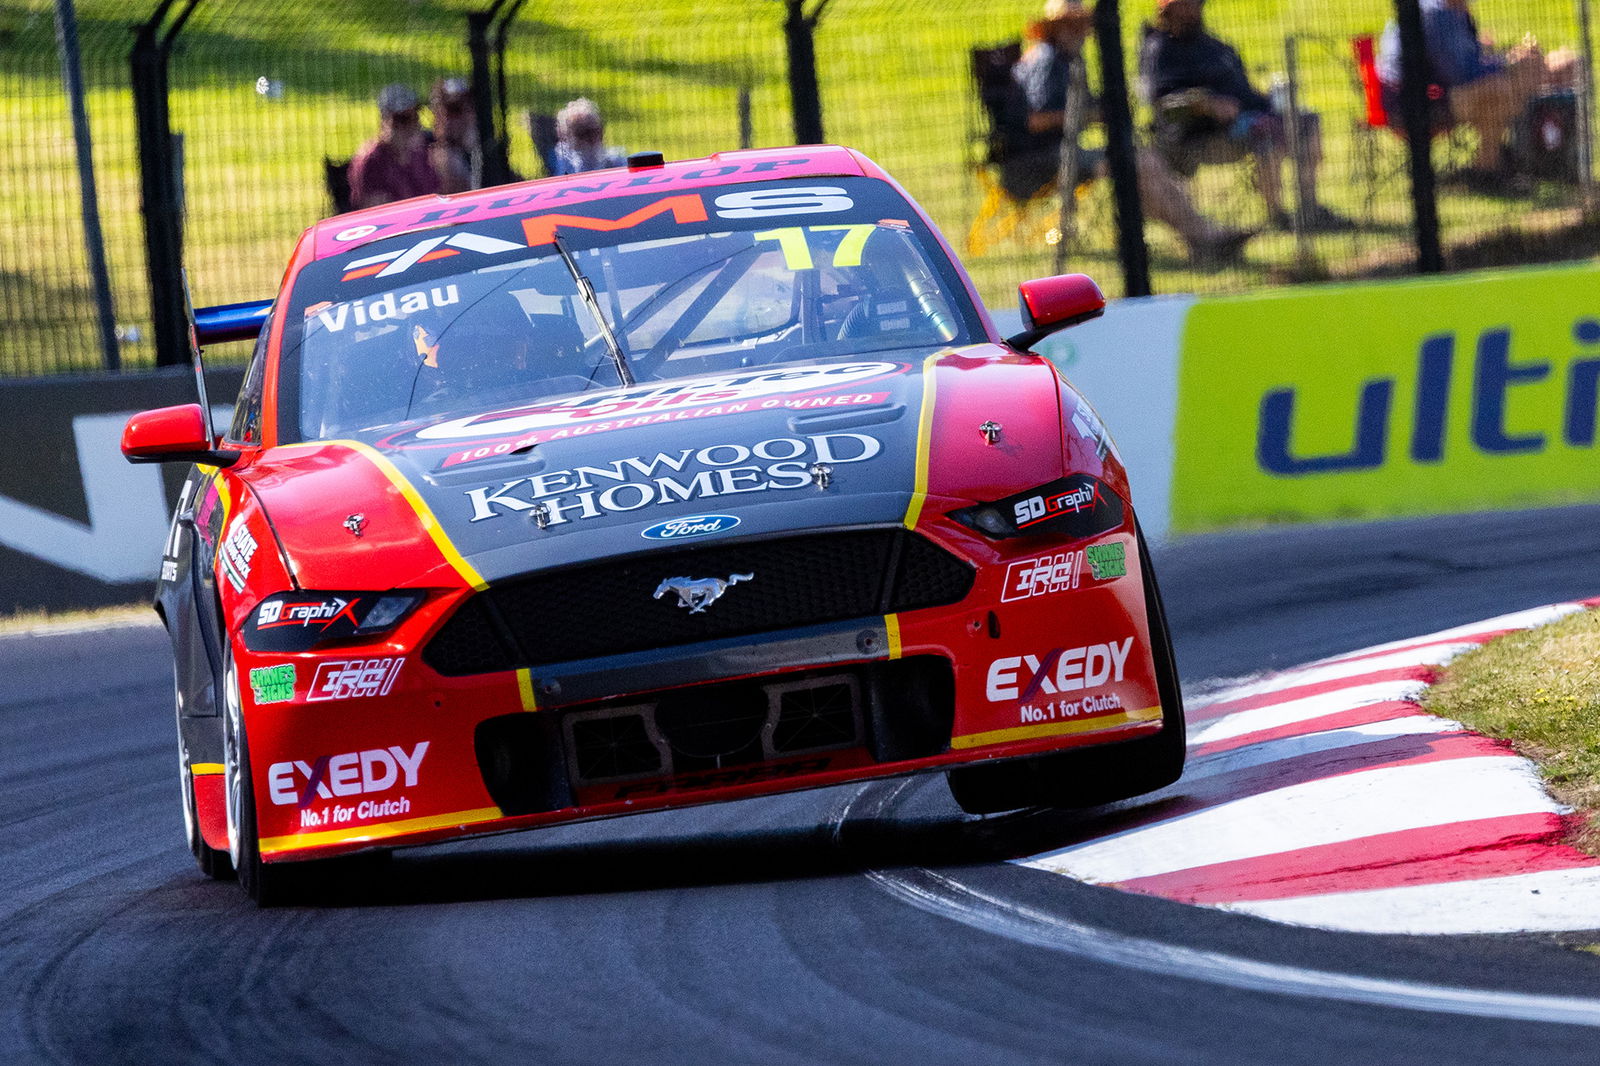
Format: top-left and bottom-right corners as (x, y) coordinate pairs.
(1006, 260), (1600, 539)
(0, 367), (239, 615)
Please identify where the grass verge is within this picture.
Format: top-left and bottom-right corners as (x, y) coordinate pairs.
(1422, 607), (1600, 854)
(0, 604), (159, 637)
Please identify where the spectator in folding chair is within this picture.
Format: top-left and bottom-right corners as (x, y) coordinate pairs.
(1142, 0), (1354, 233)
(1376, 0), (1576, 194)
(1016, 0), (1255, 267)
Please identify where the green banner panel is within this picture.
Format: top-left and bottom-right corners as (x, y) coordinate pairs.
(1172, 263), (1600, 532)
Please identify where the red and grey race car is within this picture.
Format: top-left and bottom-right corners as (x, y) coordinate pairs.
(122, 145), (1183, 904)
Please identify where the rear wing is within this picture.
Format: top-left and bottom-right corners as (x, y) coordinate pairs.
(194, 299), (272, 345)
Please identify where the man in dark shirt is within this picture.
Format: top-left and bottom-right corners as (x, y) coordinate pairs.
(1141, 0), (1352, 232)
(1013, 1), (1253, 266)
(348, 84), (441, 210)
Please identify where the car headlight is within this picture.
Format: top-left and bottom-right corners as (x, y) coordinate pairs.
(950, 475), (1123, 540)
(241, 591), (424, 652)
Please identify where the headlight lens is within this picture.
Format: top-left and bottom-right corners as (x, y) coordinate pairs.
(950, 475), (1124, 540)
(241, 590), (423, 652)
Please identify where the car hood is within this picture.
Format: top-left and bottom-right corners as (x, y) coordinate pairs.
(244, 349), (1066, 587)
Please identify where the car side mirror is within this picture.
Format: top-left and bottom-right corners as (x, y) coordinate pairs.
(121, 404), (239, 466)
(1005, 273), (1106, 352)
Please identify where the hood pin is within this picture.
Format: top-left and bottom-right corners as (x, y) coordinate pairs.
(979, 420), (1003, 445)
(531, 502), (551, 530)
(343, 513), (366, 537)
(809, 462), (833, 490)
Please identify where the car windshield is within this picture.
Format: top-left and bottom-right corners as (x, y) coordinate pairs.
(280, 177), (980, 441)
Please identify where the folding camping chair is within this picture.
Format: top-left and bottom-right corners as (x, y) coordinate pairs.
(965, 42), (1096, 256)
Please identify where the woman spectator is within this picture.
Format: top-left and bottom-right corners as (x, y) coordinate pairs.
(552, 98), (626, 175)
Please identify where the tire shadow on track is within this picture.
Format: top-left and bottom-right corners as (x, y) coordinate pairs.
(226, 783), (1181, 910)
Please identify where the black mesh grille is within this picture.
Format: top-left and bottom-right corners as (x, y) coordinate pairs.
(423, 597), (512, 676)
(894, 531), (982, 610)
(424, 529), (974, 676)
(773, 681), (857, 753)
(569, 714), (661, 779)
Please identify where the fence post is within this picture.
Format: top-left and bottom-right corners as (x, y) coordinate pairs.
(783, 0), (827, 145)
(1576, 0), (1596, 209)
(54, 0), (120, 370)
(1392, 0), (1444, 273)
(492, 1), (529, 180)
(466, 11), (504, 186)
(131, 0), (199, 368)
(1094, 0), (1151, 297)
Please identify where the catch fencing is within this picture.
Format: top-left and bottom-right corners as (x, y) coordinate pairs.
(3, 0), (1597, 376)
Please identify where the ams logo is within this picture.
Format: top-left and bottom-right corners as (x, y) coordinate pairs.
(341, 187), (855, 283)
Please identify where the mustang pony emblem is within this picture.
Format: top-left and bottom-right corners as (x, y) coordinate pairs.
(653, 573), (754, 614)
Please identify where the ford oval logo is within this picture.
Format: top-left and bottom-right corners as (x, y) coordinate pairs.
(640, 514), (741, 542)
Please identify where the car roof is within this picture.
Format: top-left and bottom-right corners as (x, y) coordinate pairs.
(309, 145), (878, 262)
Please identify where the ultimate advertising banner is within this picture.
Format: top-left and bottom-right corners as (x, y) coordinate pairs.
(1170, 262), (1600, 533)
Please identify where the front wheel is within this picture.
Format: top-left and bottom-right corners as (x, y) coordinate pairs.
(180, 746), (234, 880)
(947, 526), (1186, 814)
(176, 664), (234, 880)
(223, 651), (390, 906)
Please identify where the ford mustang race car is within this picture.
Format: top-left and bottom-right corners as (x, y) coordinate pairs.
(122, 145), (1184, 904)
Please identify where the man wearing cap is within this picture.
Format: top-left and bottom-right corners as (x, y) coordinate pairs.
(1142, 0), (1353, 232)
(348, 84), (440, 210)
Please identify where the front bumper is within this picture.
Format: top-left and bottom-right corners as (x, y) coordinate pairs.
(240, 520), (1166, 862)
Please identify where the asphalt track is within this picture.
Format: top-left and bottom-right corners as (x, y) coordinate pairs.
(5, 504), (1600, 1065)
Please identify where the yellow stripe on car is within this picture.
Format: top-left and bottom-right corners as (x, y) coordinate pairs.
(949, 704), (1164, 750)
(276, 439), (488, 592)
(902, 352), (940, 531)
(258, 805), (504, 855)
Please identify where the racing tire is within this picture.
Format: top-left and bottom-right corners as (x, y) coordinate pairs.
(222, 650), (281, 905)
(176, 664), (235, 880)
(181, 747), (235, 881)
(947, 525), (1186, 815)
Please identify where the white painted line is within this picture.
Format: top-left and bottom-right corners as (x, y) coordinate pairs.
(1225, 867), (1600, 935)
(1207, 644), (1474, 703)
(1181, 715), (1459, 786)
(1021, 756), (1559, 884)
(1309, 602), (1586, 666)
(867, 864), (1600, 1028)
(1191, 679), (1427, 746)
